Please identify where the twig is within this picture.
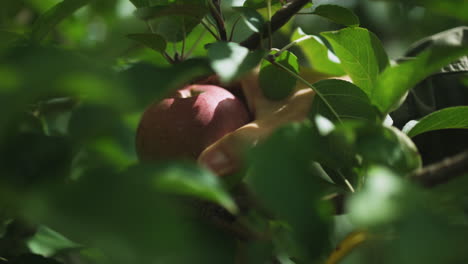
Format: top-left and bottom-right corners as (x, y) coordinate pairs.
(209, 0), (227, 41)
(409, 149), (468, 188)
(240, 0), (310, 50)
(201, 19), (221, 40)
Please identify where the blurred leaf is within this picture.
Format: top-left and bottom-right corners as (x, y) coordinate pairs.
(121, 58), (212, 108)
(22, 166), (236, 264)
(127, 33), (167, 53)
(135, 3), (207, 20)
(0, 31), (26, 52)
(207, 42), (265, 83)
(321, 27), (389, 96)
(354, 123), (421, 173)
(406, 106), (468, 137)
(347, 166), (411, 228)
(371, 45), (468, 114)
(31, 0), (92, 42)
(151, 163), (238, 214)
(67, 104), (134, 168)
(233, 7), (264, 33)
(28, 226), (81, 257)
(309, 79), (381, 123)
(0, 132), (72, 189)
(248, 121), (333, 261)
(291, 28), (345, 76)
(348, 166), (468, 264)
(312, 4), (359, 27)
(243, 0), (281, 9)
(379, 0), (468, 21)
(8, 253), (63, 264)
(259, 50), (299, 100)
(150, 15), (200, 43)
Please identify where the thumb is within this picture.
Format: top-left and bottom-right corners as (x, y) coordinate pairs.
(197, 122), (269, 177)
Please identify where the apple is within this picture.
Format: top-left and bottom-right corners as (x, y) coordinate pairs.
(136, 84), (250, 161)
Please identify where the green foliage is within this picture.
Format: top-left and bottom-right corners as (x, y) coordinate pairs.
(207, 42), (265, 83)
(232, 7), (265, 33)
(309, 79), (381, 123)
(321, 27), (390, 96)
(405, 106), (468, 138)
(1, 0), (467, 263)
(371, 44), (468, 114)
(247, 121), (333, 262)
(259, 50), (299, 100)
(291, 28), (345, 76)
(312, 4), (360, 27)
(127, 33), (167, 53)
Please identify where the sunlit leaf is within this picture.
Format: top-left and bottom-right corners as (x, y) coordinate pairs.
(347, 166), (410, 227)
(406, 106), (468, 137)
(321, 27), (389, 96)
(28, 226), (81, 257)
(151, 163), (238, 214)
(371, 45), (468, 114)
(207, 42), (264, 83)
(233, 7), (265, 33)
(291, 28), (345, 76)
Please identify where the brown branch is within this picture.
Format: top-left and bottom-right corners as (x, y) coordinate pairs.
(240, 0), (311, 50)
(409, 149), (468, 188)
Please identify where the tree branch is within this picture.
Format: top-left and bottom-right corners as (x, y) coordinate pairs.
(409, 149), (468, 188)
(240, 0), (311, 50)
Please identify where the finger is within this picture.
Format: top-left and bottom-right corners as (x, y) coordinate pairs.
(239, 67), (264, 116)
(198, 122), (268, 177)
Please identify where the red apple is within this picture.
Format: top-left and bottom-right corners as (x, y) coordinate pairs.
(136, 84), (250, 161)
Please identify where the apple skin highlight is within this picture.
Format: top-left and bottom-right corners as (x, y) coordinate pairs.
(136, 84), (250, 161)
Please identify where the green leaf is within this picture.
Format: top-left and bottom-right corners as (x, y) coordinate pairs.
(121, 58), (212, 108)
(309, 79), (381, 123)
(28, 226), (81, 257)
(31, 0), (92, 42)
(259, 51), (299, 100)
(291, 28), (345, 76)
(127, 33), (167, 53)
(22, 166), (237, 264)
(371, 45), (468, 114)
(135, 3), (207, 20)
(355, 123), (422, 173)
(207, 42), (265, 83)
(233, 7), (265, 33)
(406, 106), (468, 138)
(312, 4), (359, 27)
(348, 166), (410, 228)
(153, 163), (238, 214)
(321, 27), (389, 96)
(247, 121), (333, 261)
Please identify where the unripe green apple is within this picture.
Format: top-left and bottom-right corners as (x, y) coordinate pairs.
(136, 84), (250, 161)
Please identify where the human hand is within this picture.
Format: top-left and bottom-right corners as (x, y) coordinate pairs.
(198, 68), (322, 177)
